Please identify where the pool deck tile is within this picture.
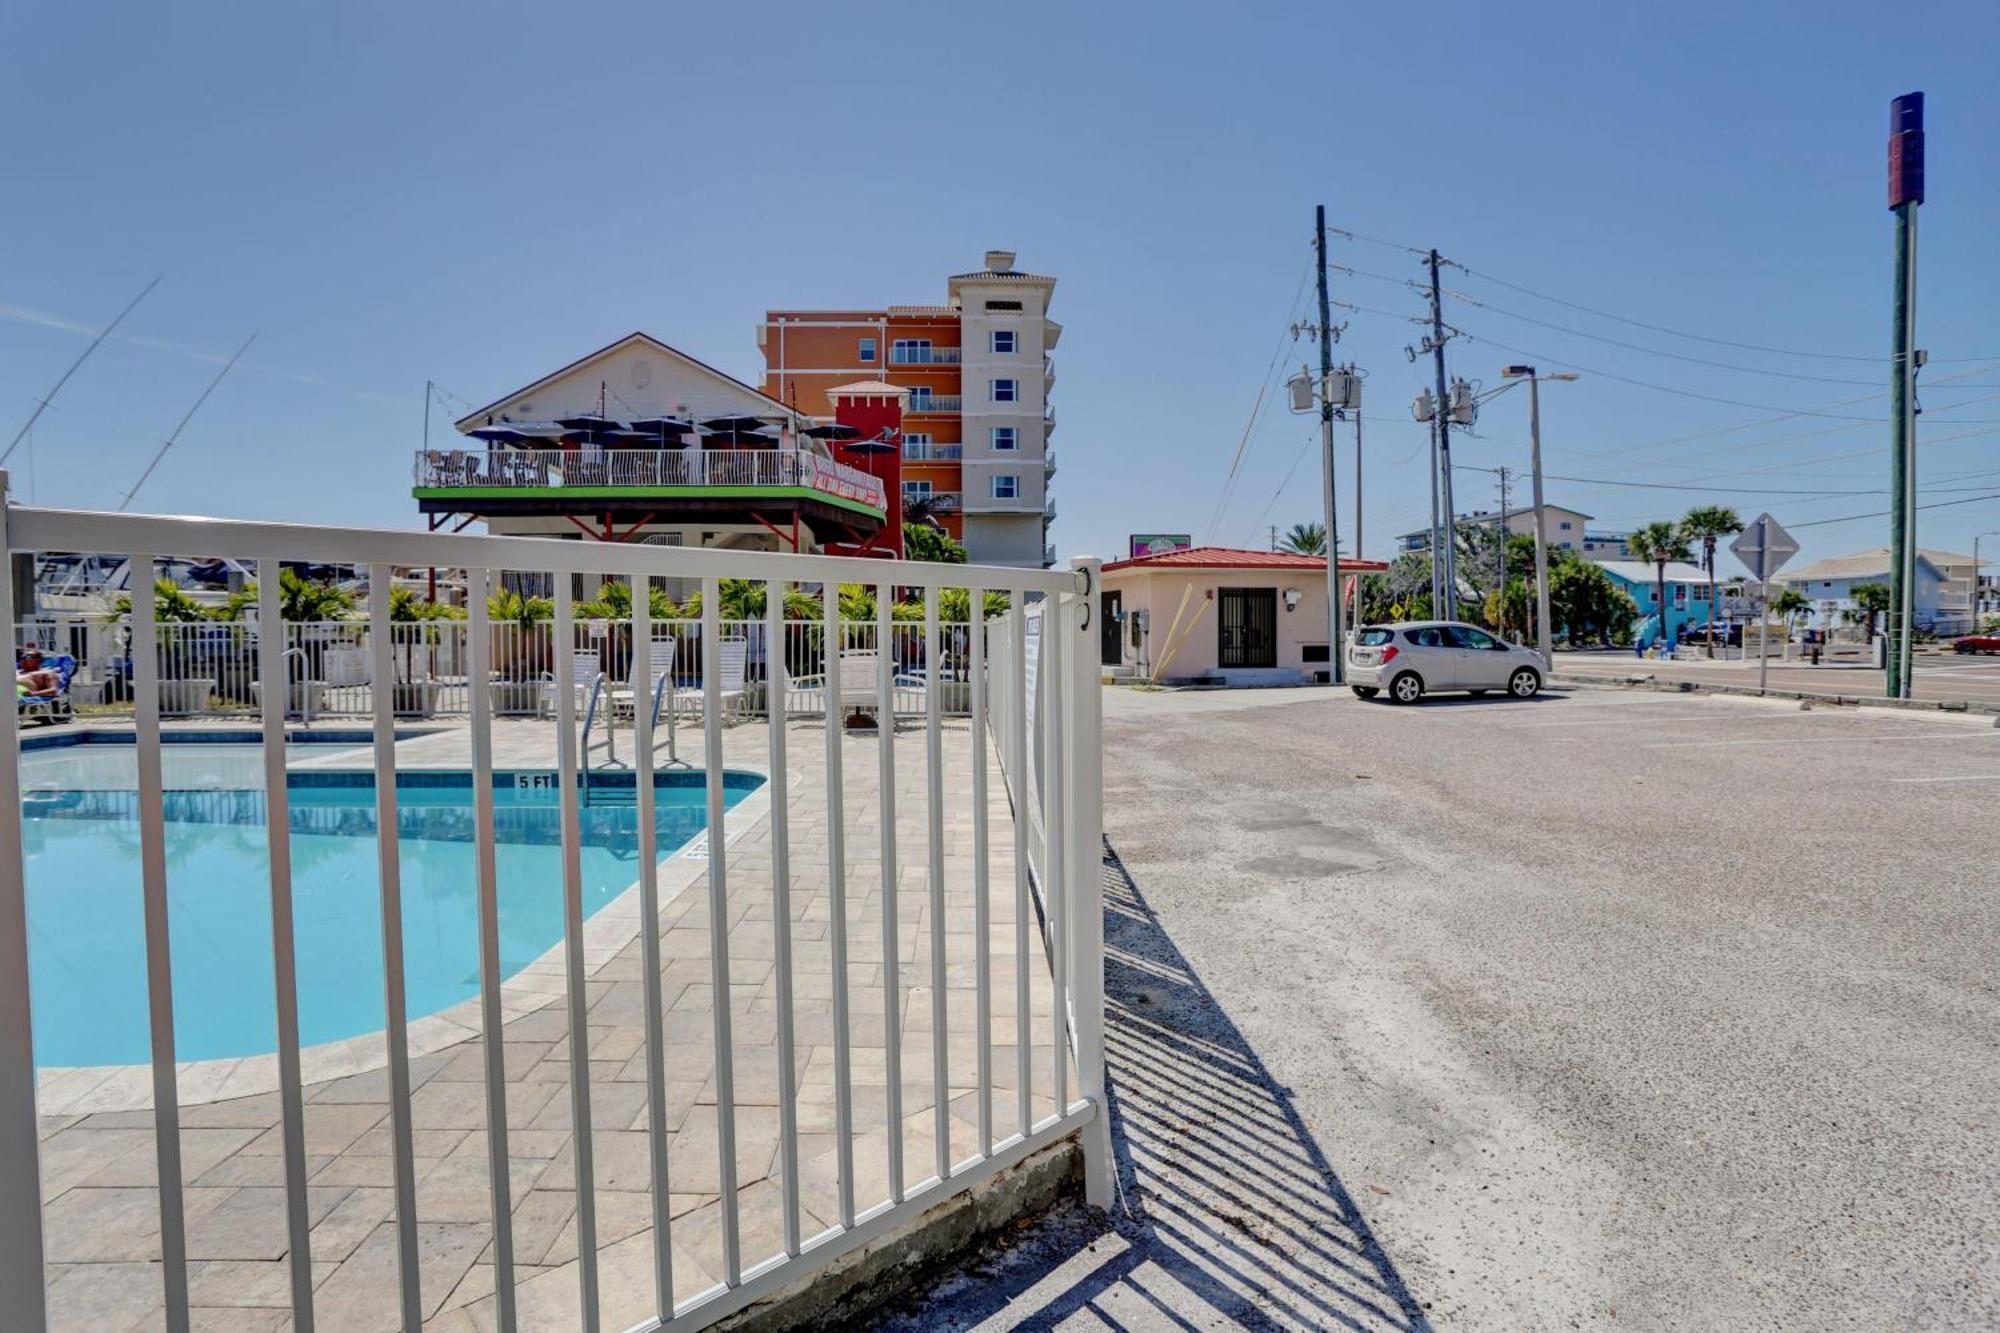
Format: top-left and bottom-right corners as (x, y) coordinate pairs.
(32, 713), (1074, 1330)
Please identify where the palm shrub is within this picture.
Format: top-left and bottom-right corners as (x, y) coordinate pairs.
(1850, 582), (1892, 641)
(1679, 505), (1744, 654)
(1628, 521), (1694, 644)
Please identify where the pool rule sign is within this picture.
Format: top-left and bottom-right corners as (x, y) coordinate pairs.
(1732, 513), (1799, 692)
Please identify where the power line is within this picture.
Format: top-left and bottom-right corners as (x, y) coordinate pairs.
(1447, 288), (2000, 389)
(1789, 490), (2000, 530)
(1206, 256), (1315, 542)
(1456, 264), (1999, 364)
(1459, 328), (2000, 424)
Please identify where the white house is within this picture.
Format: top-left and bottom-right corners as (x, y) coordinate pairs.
(1780, 549), (1949, 633)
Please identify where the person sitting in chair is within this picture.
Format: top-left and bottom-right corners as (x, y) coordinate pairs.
(17, 650), (60, 700)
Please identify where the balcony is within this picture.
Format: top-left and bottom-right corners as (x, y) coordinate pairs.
(905, 489), (962, 513)
(905, 395), (962, 414)
(412, 447), (886, 514)
(903, 441), (964, 462)
(1043, 409), (1057, 436)
(1043, 451), (1057, 480)
(889, 346), (962, 365)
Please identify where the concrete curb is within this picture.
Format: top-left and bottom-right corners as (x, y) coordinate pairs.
(1553, 671), (2000, 722)
(713, 1137), (1085, 1331)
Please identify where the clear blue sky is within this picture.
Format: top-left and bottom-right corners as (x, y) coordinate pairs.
(4, 1), (1997, 574)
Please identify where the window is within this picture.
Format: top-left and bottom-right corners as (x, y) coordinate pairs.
(992, 378), (1018, 403)
(1559, 519), (1574, 530)
(1674, 585), (1689, 606)
(1405, 627), (1446, 648)
(1446, 626), (1502, 651)
(1355, 627), (1395, 647)
(903, 479), (933, 498)
(891, 338), (932, 364)
(991, 329), (1017, 354)
(858, 337), (877, 363)
(984, 299), (1023, 311)
(903, 432), (931, 447)
(990, 426), (1018, 451)
(907, 386), (933, 410)
(991, 474), (1020, 500)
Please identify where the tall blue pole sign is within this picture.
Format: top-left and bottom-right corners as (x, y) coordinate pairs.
(1887, 92), (1923, 699)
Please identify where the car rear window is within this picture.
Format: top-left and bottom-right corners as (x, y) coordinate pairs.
(1354, 627), (1393, 646)
(1404, 627), (1445, 647)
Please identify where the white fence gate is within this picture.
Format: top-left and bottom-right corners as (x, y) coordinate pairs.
(0, 487), (1107, 1332)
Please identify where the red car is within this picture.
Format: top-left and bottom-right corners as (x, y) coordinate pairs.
(1954, 632), (2000, 655)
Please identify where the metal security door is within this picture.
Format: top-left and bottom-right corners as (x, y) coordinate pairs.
(1101, 591), (1123, 666)
(1217, 588), (1276, 669)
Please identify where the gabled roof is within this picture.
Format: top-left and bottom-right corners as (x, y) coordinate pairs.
(452, 331), (800, 430)
(1783, 549), (1945, 584)
(827, 380), (909, 397)
(1594, 559), (1713, 585)
(1101, 546), (1388, 574)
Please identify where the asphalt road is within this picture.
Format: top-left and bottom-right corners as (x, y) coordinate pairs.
(1556, 647), (2000, 708)
(876, 684), (1999, 1331)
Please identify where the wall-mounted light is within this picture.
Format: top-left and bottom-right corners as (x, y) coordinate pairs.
(1282, 587), (1303, 613)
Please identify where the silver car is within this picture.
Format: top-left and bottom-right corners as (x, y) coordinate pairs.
(1346, 621), (1544, 703)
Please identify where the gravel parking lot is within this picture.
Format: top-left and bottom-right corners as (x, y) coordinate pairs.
(879, 683), (1999, 1330)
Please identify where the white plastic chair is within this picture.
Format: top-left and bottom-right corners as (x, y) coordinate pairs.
(673, 637), (749, 723)
(540, 650), (602, 719)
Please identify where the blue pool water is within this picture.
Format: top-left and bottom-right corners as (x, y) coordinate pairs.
(20, 744), (759, 1067)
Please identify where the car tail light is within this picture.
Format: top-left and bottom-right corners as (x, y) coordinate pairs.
(1379, 644), (1399, 664)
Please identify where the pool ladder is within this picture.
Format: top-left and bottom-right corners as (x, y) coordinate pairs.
(578, 672), (683, 806)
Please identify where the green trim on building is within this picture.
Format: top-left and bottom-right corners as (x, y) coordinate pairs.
(411, 484), (886, 520)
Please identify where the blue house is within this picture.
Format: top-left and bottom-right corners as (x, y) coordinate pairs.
(1595, 559), (1721, 645)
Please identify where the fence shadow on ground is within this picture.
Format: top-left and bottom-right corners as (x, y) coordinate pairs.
(868, 840), (1433, 1331)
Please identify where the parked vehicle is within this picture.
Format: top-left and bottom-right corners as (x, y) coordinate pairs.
(1347, 621), (1543, 704)
(1953, 631), (2000, 655)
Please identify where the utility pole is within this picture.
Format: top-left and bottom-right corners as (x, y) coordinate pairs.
(1426, 250), (1458, 619)
(1886, 92), (1924, 699)
(1525, 376), (1552, 665)
(1353, 407), (1363, 573)
(1315, 206), (1346, 683)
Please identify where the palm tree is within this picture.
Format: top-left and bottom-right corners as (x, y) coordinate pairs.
(1679, 505), (1744, 657)
(1628, 521), (1694, 647)
(1850, 582), (1892, 641)
(1770, 586), (1811, 654)
(1277, 521), (1327, 556)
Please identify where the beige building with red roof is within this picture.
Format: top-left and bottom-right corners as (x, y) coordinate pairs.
(1099, 547), (1388, 686)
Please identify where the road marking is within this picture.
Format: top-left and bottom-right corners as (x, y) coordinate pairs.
(1891, 773), (2000, 783)
(1645, 732), (2000, 749)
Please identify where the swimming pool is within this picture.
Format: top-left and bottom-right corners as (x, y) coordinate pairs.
(21, 743), (760, 1067)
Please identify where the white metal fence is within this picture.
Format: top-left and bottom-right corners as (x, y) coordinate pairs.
(0, 488), (1108, 1332)
(15, 615), (982, 721)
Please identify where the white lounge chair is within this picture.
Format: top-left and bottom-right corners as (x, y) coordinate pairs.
(610, 639), (676, 725)
(540, 650), (603, 719)
(672, 636), (749, 723)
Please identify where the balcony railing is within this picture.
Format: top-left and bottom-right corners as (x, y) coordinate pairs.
(905, 490), (962, 513)
(903, 442), (963, 462)
(0, 488), (1109, 1333)
(904, 395), (962, 413)
(889, 346), (962, 365)
(413, 447), (886, 512)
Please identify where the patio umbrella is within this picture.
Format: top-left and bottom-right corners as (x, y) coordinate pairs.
(802, 423), (861, 442)
(629, 416), (694, 447)
(703, 426), (777, 448)
(556, 413), (626, 444)
(701, 414), (768, 433)
(498, 420), (570, 442)
(467, 425), (532, 445)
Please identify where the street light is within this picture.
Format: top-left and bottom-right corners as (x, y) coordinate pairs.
(1499, 366), (1579, 668)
